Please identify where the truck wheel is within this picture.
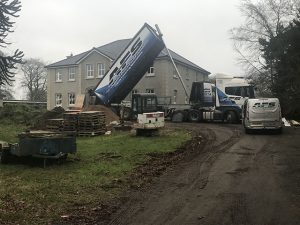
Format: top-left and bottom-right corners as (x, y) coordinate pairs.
(0, 149), (10, 164)
(245, 128), (252, 134)
(225, 111), (237, 124)
(121, 107), (132, 120)
(188, 110), (200, 122)
(171, 111), (185, 123)
(276, 127), (282, 134)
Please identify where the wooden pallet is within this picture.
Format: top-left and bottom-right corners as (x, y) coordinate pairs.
(77, 111), (106, 136)
(46, 119), (64, 132)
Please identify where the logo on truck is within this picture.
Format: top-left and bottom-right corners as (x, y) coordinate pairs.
(109, 37), (143, 86)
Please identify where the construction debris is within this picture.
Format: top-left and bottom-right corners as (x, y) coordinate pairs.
(290, 120), (300, 126)
(282, 118), (291, 127)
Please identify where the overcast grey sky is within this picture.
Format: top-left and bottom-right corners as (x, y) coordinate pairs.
(8, 0), (245, 98)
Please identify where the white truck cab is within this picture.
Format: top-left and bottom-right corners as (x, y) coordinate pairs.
(209, 73), (255, 108)
(242, 98), (283, 133)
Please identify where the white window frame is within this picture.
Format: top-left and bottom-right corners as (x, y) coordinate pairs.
(68, 67), (75, 81)
(146, 88), (154, 93)
(97, 63), (105, 78)
(173, 90), (178, 104)
(68, 92), (76, 106)
(56, 72), (62, 82)
(86, 64), (94, 79)
(146, 66), (155, 77)
(55, 93), (62, 106)
(185, 68), (189, 80)
(173, 70), (178, 79)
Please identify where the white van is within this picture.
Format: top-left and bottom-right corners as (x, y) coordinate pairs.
(242, 98), (283, 133)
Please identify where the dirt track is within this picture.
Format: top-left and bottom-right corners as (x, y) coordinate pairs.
(108, 123), (300, 225)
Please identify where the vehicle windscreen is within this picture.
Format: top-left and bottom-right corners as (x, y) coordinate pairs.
(225, 86), (255, 98)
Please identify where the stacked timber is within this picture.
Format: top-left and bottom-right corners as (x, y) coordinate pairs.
(46, 119), (64, 132)
(63, 112), (78, 133)
(77, 111), (106, 136)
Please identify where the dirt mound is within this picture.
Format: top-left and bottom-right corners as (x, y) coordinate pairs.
(33, 107), (65, 129)
(83, 105), (119, 125)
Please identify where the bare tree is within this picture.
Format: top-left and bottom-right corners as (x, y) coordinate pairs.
(0, 0), (24, 85)
(230, 0), (299, 78)
(0, 84), (14, 100)
(21, 58), (47, 101)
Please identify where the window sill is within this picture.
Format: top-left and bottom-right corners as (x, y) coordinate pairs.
(55, 80), (63, 83)
(86, 77), (94, 80)
(146, 73), (155, 77)
(68, 79), (76, 82)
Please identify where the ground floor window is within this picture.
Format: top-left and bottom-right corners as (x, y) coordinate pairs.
(55, 93), (62, 106)
(68, 93), (75, 106)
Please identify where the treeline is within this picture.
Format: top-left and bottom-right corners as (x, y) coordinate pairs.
(260, 12), (300, 118)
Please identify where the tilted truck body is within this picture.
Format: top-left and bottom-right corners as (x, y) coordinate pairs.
(91, 23), (166, 131)
(94, 23), (165, 105)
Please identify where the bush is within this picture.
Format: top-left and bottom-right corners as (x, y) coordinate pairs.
(0, 104), (46, 125)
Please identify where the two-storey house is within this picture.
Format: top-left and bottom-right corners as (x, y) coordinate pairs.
(46, 39), (210, 110)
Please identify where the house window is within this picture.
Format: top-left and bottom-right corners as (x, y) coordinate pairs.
(132, 89), (138, 94)
(97, 63), (105, 78)
(55, 93), (62, 106)
(146, 66), (155, 77)
(173, 90), (178, 104)
(86, 64), (94, 78)
(186, 68), (189, 80)
(56, 72), (62, 82)
(68, 67), (75, 81)
(68, 93), (75, 106)
(173, 70), (178, 79)
(146, 89), (154, 93)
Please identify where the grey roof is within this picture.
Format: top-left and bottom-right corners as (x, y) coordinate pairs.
(46, 39), (210, 74)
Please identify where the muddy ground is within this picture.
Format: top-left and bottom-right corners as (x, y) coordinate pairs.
(63, 122), (300, 225)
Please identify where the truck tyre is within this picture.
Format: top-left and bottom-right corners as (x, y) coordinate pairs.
(245, 128), (252, 134)
(188, 110), (200, 122)
(121, 107), (132, 120)
(225, 111), (237, 124)
(276, 127), (282, 134)
(0, 149), (10, 164)
(171, 111), (185, 123)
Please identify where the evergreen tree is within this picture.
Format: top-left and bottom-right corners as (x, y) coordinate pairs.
(260, 12), (300, 117)
(0, 0), (23, 85)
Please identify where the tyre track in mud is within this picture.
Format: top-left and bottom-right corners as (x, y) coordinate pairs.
(108, 123), (241, 225)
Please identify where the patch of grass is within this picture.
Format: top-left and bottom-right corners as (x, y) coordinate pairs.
(0, 119), (26, 142)
(0, 126), (191, 225)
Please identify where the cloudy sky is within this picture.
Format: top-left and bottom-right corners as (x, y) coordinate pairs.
(8, 0), (245, 98)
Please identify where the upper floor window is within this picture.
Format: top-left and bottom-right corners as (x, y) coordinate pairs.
(68, 93), (75, 106)
(146, 66), (155, 77)
(97, 63), (105, 78)
(86, 64), (94, 79)
(55, 93), (62, 106)
(185, 68), (189, 80)
(173, 70), (178, 79)
(132, 89), (138, 94)
(56, 72), (62, 82)
(146, 88), (154, 93)
(68, 67), (75, 81)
